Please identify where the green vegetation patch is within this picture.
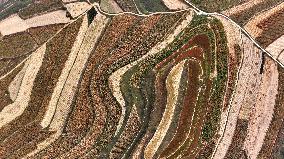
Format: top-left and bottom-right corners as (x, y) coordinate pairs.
(201, 18), (228, 142)
(0, 17), (83, 143)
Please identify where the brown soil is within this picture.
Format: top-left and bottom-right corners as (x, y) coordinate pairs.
(33, 14), (138, 158)
(0, 17), (82, 157)
(0, 55), (27, 77)
(0, 63), (24, 111)
(255, 7), (284, 47)
(27, 23), (65, 44)
(224, 119), (249, 159)
(258, 65), (284, 158)
(0, 32), (37, 59)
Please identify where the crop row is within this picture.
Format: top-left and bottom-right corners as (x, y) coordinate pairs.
(78, 12), (187, 158)
(255, 8), (284, 47)
(134, 0), (169, 13)
(114, 0), (139, 13)
(0, 0), (32, 21)
(229, 0), (283, 26)
(223, 119), (249, 158)
(190, 0), (243, 12)
(33, 14), (139, 158)
(0, 17), (83, 158)
(0, 55), (27, 77)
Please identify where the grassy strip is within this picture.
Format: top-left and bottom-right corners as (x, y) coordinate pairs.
(201, 18), (228, 141)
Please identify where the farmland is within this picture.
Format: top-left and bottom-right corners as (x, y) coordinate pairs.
(0, 0), (284, 159)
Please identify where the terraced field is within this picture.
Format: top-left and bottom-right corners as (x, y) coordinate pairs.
(0, 0), (284, 159)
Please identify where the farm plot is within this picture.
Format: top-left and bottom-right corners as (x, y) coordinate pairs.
(162, 0), (188, 10)
(18, 0), (63, 19)
(0, 0), (32, 21)
(255, 6), (284, 47)
(0, 10), (71, 36)
(100, 0), (123, 13)
(0, 16), (83, 158)
(229, 0), (284, 26)
(134, 0), (169, 13)
(189, 0), (243, 12)
(0, 32), (37, 58)
(112, 0), (139, 13)
(0, 3), (284, 159)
